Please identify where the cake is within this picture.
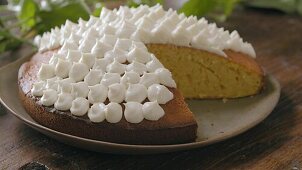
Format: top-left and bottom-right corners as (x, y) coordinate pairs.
(18, 4), (264, 144)
(147, 44), (263, 98)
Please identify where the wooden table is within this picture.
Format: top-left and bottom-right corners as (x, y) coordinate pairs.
(1, 8), (302, 170)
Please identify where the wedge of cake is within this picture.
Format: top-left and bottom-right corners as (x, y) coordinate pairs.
(18, 4), (264, 144)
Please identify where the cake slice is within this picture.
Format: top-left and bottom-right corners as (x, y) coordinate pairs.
(147, 44), (263, 98)
(18, 4), (264, 145)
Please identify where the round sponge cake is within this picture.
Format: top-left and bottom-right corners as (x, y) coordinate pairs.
(18, 4), (264, 145)
(18, 44), (263, 144)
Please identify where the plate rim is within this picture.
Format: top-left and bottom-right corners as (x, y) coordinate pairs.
(0, 55), (281, 153)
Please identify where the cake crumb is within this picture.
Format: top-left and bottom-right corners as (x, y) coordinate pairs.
(222, 98), (228, 103)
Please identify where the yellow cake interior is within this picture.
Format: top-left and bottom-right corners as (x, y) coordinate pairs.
(146, 44), (264, 99)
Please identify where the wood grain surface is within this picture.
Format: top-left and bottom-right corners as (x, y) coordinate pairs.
(1, 8), (302, 170)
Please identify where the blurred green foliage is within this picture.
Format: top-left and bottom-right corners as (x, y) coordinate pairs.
(0, 27), (23, 53)
(127, 0), (163, 7)
(1, 0), (92, 53)
(245, 0), (302, 15)
(179, 0), (240, 22)
(179, 0), (302, 21)
(14, 0), (90, 34)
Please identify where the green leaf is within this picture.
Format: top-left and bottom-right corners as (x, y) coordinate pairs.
(178, 0), (217, 17)
(298, 0), (302, 15)
(0, 30), (8, 41)
(221, 0), (241, 16)
(178, 0), (240, 21)
(155, 0), (163, 4)
(0, 38), (22, 53)
(245, 0), (297, 13)
(0, 29), (22, 53)
(127, 0), (140, 8)
(144, 0), (163, 5)
(211, 0), (241, 21)
(92, 2), (103, 17)
(37, 1), (90, 34)
(18, 0), (38, 31)
(127, 0), (163, 7)
(0, 18), (4, 27)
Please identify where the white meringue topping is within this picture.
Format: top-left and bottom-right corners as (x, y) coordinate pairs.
(131, 28), (150, 43)
(60, 41), (78, 52)
(104, 48), (127, 63)
(124, 102), (144, 123)
(84, 69), (103, 86)
(147, 84), (173, 104)
(45, 77), (61, 91)
(120, 71), (140, 86)
(80, 53), (96, 68)
(91, 41), (113, 59)
(93, 58), (111, 71)
(105, 102), (123, 123)
(70, 97), (90, 116)
(31, 81), (45, 97)
(116, 21), (136, 38)
(54, 93), (73, 111)
(127, 46), (151, 63)
(146, 54), (164, 72)
(88, 103), (106, 123)
(106, 59), (126, 75)
(40, 89), (58, 106)
(71, 82), (89, 98)
(100, 73), (120, 87)
(131, 41), (148, 51)
(150, 22), (170, 44)
(135, 16), (154, 31)
(79, 37), (95, 53)
(67, 33), (81, 44)
(115, 38), (132, 51)
(155, 68), (176, 88)
(66, 50), (82, 63)
(125, 84), (147, 103)
(142, 101), (165, 121)
(171, 25), (191, 46)
(69, 62), (89, 82)
(100, 23), (116, 35)
(49, 53), (64, 65)
(58, 78), (75, 93)
(100, 34), (117, 46)
(38, 64), (55, 81)
(55, 59), (71, 78)
(88, 84), (108, 103)
(108, 83), (126, 103)
(126, 61), (147, 75)
(139, 72), (159, 87)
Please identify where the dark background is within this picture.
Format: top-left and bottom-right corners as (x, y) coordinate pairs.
(0, 0), (7, 5)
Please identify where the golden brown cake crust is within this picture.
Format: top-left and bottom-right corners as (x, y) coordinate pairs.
(18, 50), (198, 145)
(224, 50), (263, 76)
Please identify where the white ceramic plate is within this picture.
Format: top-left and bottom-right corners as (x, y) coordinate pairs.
(0, 55), (280, 154)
